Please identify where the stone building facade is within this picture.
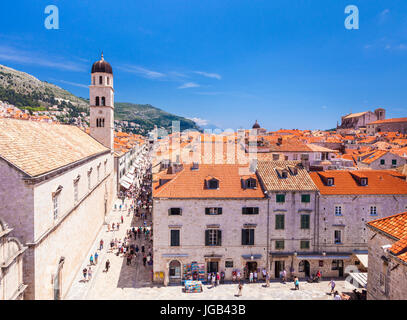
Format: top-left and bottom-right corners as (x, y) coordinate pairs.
(357, 150), (406, 170)
(366, 117), (407, 135)
(310, 170), (407, 279)
(337, 108), (385, 131)
(0, 55), (116, 299)
(366, 212), (407, 300)
(0, 218), (27, 300)
(152, 163), (267, 285)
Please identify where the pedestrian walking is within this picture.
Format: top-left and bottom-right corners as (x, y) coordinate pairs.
(87, 267), (92, 281)
(89, 255), (94, 265)
(99, 239), (104, 250)
(266, 272), (270, 287)
(142, 255), (147, 267)
(254, 270), (258, 283)
(334, 291), (342, 300)
(107, 224), (111, 232)
(94, 252), (99, 264)
(82, 267), (87, 281)
(262, 268), (267, 281)
(237, 282), (243, 297)
(249, 271), (253, 283)
(121, 215), (124, 224)
(329, 279), (336, 295)
(141, 245), (145, 253)
(282, 269), (287, 283)
(105, 259), (110, 272)
(216, 272), (220, 286)
(112, 222), (115, 231)
(211, 273), (216, 287)
(294, 277), (300, 290)
(208, 273), (211, 285)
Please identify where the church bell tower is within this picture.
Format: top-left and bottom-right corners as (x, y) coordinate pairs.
(89, 53), (114, 150)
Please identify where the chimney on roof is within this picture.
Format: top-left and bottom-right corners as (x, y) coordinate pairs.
(249, 159), (258, 173)
(277, 137), (283, 145)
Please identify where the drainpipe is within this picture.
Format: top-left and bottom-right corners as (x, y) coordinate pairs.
(265, 191), (270, 272)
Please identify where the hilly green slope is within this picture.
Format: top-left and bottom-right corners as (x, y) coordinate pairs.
(0, 64), (200, 134)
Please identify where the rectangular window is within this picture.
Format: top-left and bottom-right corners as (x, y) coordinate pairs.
(241, 229), (255, 245)
(327, 178), (334, 186)
(332, 259), (343, 270)
(293, 154), (298, 160)
(242, 207), (259, 215)
(392, 159), (397, 167)
(335, 206), (342, 216)
(225, 261), (233, 268)
(275, 214), (285, 230)
(74, 181), (79, 203)
(168, 208), (182, 215)
(170, 229), (180, 247)
(276, 194), (285, 203)
(370, 206), (377, 216)
(272, 154), (279, 161)
(380, 159), (385, 165)
(301, 194), (311, 203)
(300, 240), (310, 249)
(334, 230), (342, 244)
(301, 154), (309, 161)
(205, 229), (222, 246)
(53, 195), (59, 220)
(205, 207), (222, 215)
(275, 240), (285, 250)
(300, 214), (310, 229)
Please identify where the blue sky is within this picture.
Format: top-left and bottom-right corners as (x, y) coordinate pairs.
(0, 0), (406, 130)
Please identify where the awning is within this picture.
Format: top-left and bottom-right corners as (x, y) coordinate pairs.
(120, 180), (131, 189)
(355, 254), (368, 268)
(122, 175), (133, 185)
(242, 254), (262, 260)
(296, 254), (351, 260)
(162, 253), (189, 258)
(348, 272), (368, 289)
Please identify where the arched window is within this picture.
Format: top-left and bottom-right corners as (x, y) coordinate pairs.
(101, 97), (106, 106)
(102, 118), (105, 127)
(107, 77), (110, 85)
(95, 96), (100, 106)
(99, 76), (103, 85)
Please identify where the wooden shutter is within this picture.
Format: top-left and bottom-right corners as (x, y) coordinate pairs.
(205, 230), (210, 246)
(254, 207), (259, 215)
(242, 229), (247, 245)
(205, 208), (210, 215)
(217, 230), (222, 246)
(218, 208), (222, 215)
(249, 229), (255, 245)
(242, 207), (247, 215)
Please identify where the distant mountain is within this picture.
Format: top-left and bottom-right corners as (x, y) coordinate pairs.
(114, 102), (201, 133)
(0, 64), (200, 134)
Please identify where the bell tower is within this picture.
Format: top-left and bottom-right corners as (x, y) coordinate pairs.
(89, 53), (114, 150)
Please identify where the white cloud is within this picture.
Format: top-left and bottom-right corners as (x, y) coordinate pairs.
(55, 79), (88, 88)
(189, 117), (208, 126)
(119, 65), (166, 79)
(178, 82), (200, 89)
(0, 45), (84, 72)
(322, 105), (327, 109)
(194, 71), (221, 80)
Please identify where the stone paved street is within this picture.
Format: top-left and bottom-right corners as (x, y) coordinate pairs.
(66, 197), (351, 300)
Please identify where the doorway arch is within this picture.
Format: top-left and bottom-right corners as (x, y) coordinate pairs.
(299, 260), (310, 278)
(169, 260), (181, 283)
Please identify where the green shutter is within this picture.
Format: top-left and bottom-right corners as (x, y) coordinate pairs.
(205, 208), (210, 215)
(242, 207), (247, 215)
(217, 230), (222, 246)
(242, 229), (247, 245)
(218, 208), (223, 215)
(254, 207), (259, 214)
(301, 215), (310, 229)
(276, 194), (285, 203)
(276, 214), (285, 230)
(301, 194), (310, 203)
(205, 230), (210, 246)
(250, 229), (254, 245)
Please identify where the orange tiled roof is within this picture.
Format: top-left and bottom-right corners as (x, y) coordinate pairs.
(369, 117), (407, 125)
(0, 118), (108, 177)
(153, 164), (265, 199)
(367, 212), (407, 263)
(310, 170), (407, 195)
